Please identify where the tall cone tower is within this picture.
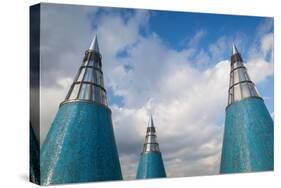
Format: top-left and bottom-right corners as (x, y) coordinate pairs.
(220, 44), (273, 173)
(40, 35), (122, 185)
(136, 115), (166, 179)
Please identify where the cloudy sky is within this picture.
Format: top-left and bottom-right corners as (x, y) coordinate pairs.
(39, 3), (274, 180)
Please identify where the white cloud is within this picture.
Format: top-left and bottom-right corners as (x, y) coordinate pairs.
(247, 58), (273, 83)
(208, 36), (229, 60)
(261, 33), (274, 58)
(101, 27), (232, 178)
(246, 23), (274, 85)
(256, 19), (273, 38)
(40, 3), (98, 87)
(39, 4), (274, 180)
(188, 29), (207, 47)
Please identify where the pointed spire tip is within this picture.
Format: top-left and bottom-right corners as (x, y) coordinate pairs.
(232, 43), (238, 55)
(149, 115), (154, 128)
(89, 34), (100, 52)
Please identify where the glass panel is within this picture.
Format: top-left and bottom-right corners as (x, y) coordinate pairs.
(244, 71), (250, 81)
(238, 69), (244, 81)
(94, 85), (101, 102)
(93, 70), (99, 84)
(83, 68), (94, 82)
(144, 143), (159, 152)
(94, 60), (101, 69)
(101, 90), (104, 104)
(241, 82), (251, 98)
(87, 59), (94, 66)
(69, 84), (80, 100)
(92, 85), (95, 100)
(98, 71), (102, 85)
(234, 85), (241, 101)
(78, 83), (91, 100)
(249, 84), (259, 96)
(238, 68), (249, 82)
(228, 88), (234, 104)
(146, 135), (157, 143)
(88, 84), (107, 105)
(77, 68), (86, 82)
(99, 89), (103, 102)
(101, 91), (107, 105)
(229, 72), (234, 86)
(233, 69), (240, 85)
(100, 74), (104, 86)
(233, 61), (243, 69)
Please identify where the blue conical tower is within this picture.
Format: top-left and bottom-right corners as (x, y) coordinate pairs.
(220, 44), (273, 173)
(136, 115), (166, 179)
(40, 35), (123, 185)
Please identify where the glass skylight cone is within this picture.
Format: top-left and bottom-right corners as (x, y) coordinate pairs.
(227, 44), (260, 106)
(63, 34), (108, 106)
(143, 115), (160, 153)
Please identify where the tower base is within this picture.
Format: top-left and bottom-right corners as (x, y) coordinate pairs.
(220, 98), (273, 173)
(136, 152), (166, 179)
(40, 102), (122, 185)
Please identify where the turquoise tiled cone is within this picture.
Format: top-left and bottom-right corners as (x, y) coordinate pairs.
(220, 98), (273, 173)
(136, 152), (166, 179)
(40, 102), (122, 185)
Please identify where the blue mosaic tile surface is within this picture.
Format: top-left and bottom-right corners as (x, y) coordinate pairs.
(220, 98), (273, 173)
(40, 102), (122, 185)
(136, 152), (166, 179)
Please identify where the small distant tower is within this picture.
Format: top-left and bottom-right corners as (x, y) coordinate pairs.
(220, 44), (273, 173)
(40, 35), (123, 185)
(136, 115), (166, 179)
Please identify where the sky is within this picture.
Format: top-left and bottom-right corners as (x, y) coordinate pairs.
(38, 3), (274, 180)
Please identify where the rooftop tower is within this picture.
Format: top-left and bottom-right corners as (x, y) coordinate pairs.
(136, 115), (166, 179)
(40, 35), (122, 185)
(220, 44), (273, 173)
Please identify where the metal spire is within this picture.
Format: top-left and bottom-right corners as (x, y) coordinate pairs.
(89, 34), (100, 52)
(227, 45), (260, 107)
(143, 115), (160, 153)
(232, 43), (238, 55)
(149, 115), (154, 128)
(62, 34), (107, 106)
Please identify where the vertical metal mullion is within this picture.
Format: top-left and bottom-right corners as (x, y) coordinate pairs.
(89, 67), (93, 101)
(65, 84), (74, 101)
(248, 82), (253, 96)
(76, 69), (87, 99)
(77, 52), (91, 99)
(238, 67), (243, 100)
(231, 73), (233, 103)
(229, 71), (234, 104)
(65, 66), (82, 100)
(240, 83), (244, 99)
(89, 84), (93, 101)
(229, 72), (232, 104)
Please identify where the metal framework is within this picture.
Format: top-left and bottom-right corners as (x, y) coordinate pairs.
(143, 115), (161, 153)
(62, 35), (108, 106)
(227, 44), (261, 107)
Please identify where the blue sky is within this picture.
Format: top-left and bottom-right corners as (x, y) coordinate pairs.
(150, 12), (264, 50)
(101, 8), (274, 114)
(40, 3), (274, 179)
